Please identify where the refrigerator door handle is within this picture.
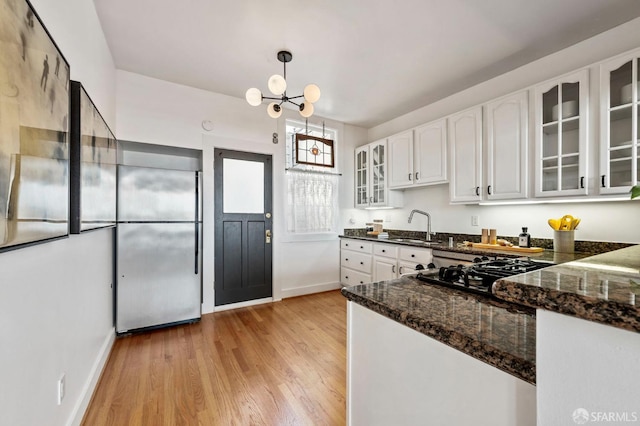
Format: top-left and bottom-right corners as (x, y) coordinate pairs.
(195, 172), (199, 275)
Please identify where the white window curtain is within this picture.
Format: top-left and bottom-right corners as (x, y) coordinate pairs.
(286, 171), (339, 234)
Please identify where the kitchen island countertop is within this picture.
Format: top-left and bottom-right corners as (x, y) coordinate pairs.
(493, 244), (640, 333)
(341, 278), (537, 384)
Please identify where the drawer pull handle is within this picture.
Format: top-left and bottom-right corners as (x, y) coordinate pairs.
(345, 275), (349, 279)
(382, 249), (386, 253)
(411, 254), (415, 258)
(345, 258), (349, 261)
(360, 261), (364, 265)
(360, 246), (364, 249)
(360, 281), (364, 284)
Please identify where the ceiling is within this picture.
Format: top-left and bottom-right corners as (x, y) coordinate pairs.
(93, 0), (640, 128)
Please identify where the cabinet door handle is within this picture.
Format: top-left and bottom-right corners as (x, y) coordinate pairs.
(580, 176), (585, 189)
(408, 173), (412, 181)
(382, 249), (386, 253)
(601, 175), (606, 188)
(345, 275), (349, 279)
(392, 265), (396, 273)
(475, 186), (480, 196)
(359, 280), (364, 284)
(345, 258), (349, 261)
(411, 254), (415, 258)
(345, 243), (349, 247)
(487, 185), (492, 195)
(360, 261), (364, 265)
(415, 172), (419, 181)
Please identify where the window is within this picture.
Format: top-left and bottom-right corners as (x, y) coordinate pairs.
(285, 120), (339, 236)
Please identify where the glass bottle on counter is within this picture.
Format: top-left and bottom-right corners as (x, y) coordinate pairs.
(518, 227), (531, 248)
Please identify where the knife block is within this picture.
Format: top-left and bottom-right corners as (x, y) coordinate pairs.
(553, 230), (575, 253)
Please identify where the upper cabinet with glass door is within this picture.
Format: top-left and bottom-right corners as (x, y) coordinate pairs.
(600, 50), (640, 195)
(534, 69), (589, 197)
(355, 140), (403, 209)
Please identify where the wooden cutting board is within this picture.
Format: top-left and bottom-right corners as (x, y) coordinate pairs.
(471, 243), (544, 253)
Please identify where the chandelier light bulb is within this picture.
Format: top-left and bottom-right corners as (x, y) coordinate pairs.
(267, 102), (282, 118)
(299, 101), (314, 118)
(268, 74), (287, 95)
(247, 51), (320, 119)
(245, 88), (262, 106)
(303, 84), (321, 103)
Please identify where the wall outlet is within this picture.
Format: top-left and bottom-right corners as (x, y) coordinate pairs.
(471, 215), (479, 226)
(57, 374), (65, 405)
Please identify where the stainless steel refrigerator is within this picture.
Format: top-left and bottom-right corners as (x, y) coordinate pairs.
(116, 165), (201, 333)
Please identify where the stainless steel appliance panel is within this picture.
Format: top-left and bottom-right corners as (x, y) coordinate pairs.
(116, 223), (201, 332)
(117, 165), (197, 222)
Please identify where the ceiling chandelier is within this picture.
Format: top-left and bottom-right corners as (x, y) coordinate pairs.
(245, 50), (321, 119)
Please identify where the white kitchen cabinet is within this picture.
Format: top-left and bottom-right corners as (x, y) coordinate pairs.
(355, 140), (403, 208)
(414, 119), (448, 185)
(449, 106), (483, 203)
(388, 130), (414, 188)
(485, 91), (529, 200)
(599, 49), (640, 195)
(341, 239), (373, 286)
(534, 70), (589, 197)
(341, 239), (432, 285)
(373, 243), (399, 281)
(388, 120), (448, 189)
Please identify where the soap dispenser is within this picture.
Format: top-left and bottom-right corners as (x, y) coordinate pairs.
(518, 227), (531, 248)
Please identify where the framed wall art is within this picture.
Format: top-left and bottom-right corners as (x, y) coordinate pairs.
(69, 81), (116, 233)
(0, 0), (71, 252)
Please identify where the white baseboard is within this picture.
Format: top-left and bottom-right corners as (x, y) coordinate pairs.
(280, 281), (342, 299)
(69, 328), (116, 426)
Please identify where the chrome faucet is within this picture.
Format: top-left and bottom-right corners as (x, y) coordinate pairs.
(408, 209), (434, 241)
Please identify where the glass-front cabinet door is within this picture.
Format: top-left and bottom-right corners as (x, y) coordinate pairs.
(355, 145), (369, 208)
(600, 50), (640, 194)
(534, 69), (589, 197)
(369, 141), (386, 206)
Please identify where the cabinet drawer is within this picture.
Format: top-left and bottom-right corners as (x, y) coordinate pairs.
(398, 247), (432, 264)
(341, 239), (373, 253)
(341, 267), (372, 287)
(373, 243), (398, 258)
(341, 251), (372, 273)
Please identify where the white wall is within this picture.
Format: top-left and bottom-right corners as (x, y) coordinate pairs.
(356, 18), (640, 244)
(115, 71), (367, 311)
(0, 1), (117, 425)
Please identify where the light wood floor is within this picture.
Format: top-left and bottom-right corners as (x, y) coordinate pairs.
(82, 290), (347, 426)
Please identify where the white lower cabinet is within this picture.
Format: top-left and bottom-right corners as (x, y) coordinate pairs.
(341, 240), (373, 286)
(341, 239), (432, 286)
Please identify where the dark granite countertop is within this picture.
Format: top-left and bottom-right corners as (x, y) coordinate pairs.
(493, 244), (640, 333)
(341, 231), (638, 384)
(339, 234), (591, 264)
(341, 277), (537, 384)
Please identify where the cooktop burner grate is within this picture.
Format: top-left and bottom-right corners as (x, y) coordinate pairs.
(415, 258), (550, 296)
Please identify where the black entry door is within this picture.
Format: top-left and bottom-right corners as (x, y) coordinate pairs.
(214, 149), (272, 306)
